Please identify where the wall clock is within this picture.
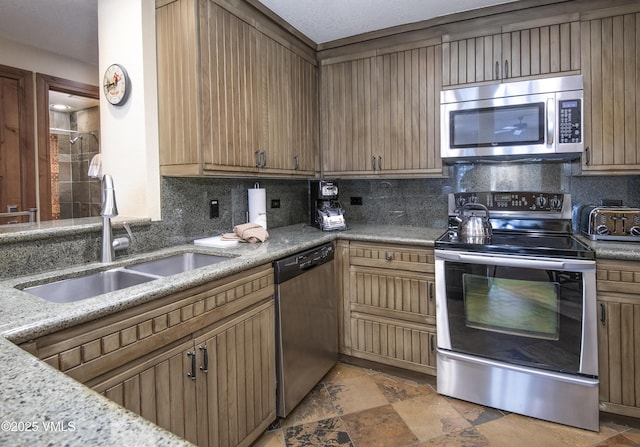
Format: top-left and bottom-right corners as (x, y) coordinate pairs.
(103, 64), (130, 106)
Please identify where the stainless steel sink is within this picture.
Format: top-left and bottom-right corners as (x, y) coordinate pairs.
(20, 253), (232, 304)
(22, 269), (155, 304)
(124, 253), (230, 277)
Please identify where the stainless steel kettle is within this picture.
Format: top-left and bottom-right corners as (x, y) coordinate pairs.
(455, 203), (492, 243)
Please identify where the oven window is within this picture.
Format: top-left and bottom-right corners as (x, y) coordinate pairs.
(443, 261), (584, 374)
(463, 274), (560, 340)
(450, 103), (545, 148)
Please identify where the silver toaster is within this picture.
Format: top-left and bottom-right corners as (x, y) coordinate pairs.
(579, 205), (640, 241)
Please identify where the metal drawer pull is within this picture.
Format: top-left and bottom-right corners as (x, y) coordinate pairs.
(378, 156), (382, 170)
(371, 156), (377, 171)
(199, 345), (208, 373)
(429, 282), (434, 301)
(385, 252), (393, 261)
(187, 351), (196, 380)
(495, 61), (500, 80)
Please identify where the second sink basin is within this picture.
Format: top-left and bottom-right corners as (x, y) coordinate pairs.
(23, 269), (155, 304)
(125, 252), (231, 277)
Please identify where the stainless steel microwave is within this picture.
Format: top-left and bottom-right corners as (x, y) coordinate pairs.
(441, 75), (583, 162)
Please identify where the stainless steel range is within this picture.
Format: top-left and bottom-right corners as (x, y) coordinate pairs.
(435, 191), (599, 431)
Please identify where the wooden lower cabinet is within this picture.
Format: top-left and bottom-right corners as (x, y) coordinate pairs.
(92, 300), (275, 447)
(21, 264), (276, 447)
(596, 259), (640, 418)
(338, 240), (437, 375)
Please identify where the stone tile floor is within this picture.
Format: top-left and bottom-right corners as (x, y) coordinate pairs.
(252, 362), (640, 447)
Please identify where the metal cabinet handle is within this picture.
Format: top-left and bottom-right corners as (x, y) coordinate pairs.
(600, 303), (606, 326)
(429, 282), (434, 301)
(187, 351), (196, 380)
(429, 334), (436, 352)
(261, 150), (267, 168)
(199, 345), (208, 373)
(378, 156), (382, 170)
(255, 150), (261, 168)
(371, 156), (377, 171)
(294, 154), (299, 170)
(495, 61), (500, 80)
(504, 60), (509, 79)
(585, 146), (590, 166)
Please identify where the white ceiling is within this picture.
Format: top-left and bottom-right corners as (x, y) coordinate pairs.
(257, 0), (521, 43)
(0, 0), (99, 65)
(0, 0), (520, 66)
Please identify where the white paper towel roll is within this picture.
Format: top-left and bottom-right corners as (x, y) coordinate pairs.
(248, 188), (267, 229)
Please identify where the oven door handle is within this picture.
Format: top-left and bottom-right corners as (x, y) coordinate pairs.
(437, 251), (591, 271)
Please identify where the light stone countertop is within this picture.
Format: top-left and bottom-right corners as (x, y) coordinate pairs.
(0, 222), (637, 446)
(0, 223), (442, 447)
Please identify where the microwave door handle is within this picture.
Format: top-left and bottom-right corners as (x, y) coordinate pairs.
(547, 98), (555, 145)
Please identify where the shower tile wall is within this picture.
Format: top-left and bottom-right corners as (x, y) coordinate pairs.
(52, 107), (101, 219)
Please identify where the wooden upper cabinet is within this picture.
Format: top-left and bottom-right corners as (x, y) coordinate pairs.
(320, 41), (443, 178)
(442, 15), (581, 87)
(580, 5), (640, 174)
(156, 0), (318, 177)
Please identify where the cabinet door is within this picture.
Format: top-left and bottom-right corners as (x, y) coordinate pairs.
(202, 2), (261, 173)
(195, 300), (276, 447)
(442, 18), (580, 87)
(321, 43), (442, 177)
(96, 339), (199, 445)
(260, 39), (318, 176)
(581, 9), (640, 173)
(597, 295), (640, 417)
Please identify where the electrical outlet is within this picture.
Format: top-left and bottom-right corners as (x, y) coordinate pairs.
(271, 199), (281, 209)
(209, 199), (219, 218)
(350, 197), (363, 206)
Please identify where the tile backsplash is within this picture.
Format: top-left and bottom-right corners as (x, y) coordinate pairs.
(162, 161), (640, 239)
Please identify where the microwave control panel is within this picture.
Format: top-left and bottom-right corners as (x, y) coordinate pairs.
(558, 99), (582, 144)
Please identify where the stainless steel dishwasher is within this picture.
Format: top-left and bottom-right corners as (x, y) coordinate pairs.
(273, 242), (338, 417)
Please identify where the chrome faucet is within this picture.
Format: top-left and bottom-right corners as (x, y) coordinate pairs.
(100, 174), (133, 262)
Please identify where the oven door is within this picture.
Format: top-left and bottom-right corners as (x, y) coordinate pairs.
(435, 249), (597, 377)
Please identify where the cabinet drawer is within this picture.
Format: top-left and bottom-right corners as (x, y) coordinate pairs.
(349, 313), (436, 375)
(349, 242), (435, 274)
(350, 266), (435, 324)
(21, 264), (274, 384)
(596, 259), (640, 296)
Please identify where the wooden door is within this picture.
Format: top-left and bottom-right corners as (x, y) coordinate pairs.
(0, 65), (35, 224)
(201, 1), (262, 173)
(321, 42), (442, 177)
(597, 295), (640, 416)
(581, 8), (640, 173)
(96, 339), (199, 445)
(195, 300), (276, 447)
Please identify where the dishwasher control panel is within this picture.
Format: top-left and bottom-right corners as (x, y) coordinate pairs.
(274, 243), (335, 283)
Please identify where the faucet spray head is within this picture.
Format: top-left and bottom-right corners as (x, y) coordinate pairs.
(101, 174), (118, 218)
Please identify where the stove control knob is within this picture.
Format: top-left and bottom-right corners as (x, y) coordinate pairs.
(596, 225), (610, 235)
(456, 197), (466, 207)
(535, 196), (548, 208)
(549, 197), (561, 209)
(630, 226), (640, 236)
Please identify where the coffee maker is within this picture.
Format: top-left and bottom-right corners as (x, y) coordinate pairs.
(309, 180), (347, 231)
